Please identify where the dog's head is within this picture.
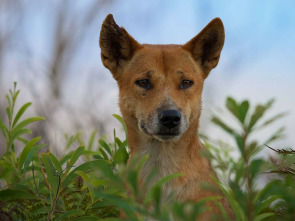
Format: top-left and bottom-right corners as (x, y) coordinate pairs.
(99, 14), (224, 142)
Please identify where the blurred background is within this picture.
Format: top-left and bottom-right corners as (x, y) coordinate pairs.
(0, 0), (294, 153)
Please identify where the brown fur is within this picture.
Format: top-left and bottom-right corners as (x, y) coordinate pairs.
(99, 14), (232, 220)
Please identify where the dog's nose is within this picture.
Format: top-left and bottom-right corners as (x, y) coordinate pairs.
(159, 110), (181, 129)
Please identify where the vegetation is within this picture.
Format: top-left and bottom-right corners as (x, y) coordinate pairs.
(0, 83), (294, 220)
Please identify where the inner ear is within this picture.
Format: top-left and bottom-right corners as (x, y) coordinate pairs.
(182, 18), (225, 77)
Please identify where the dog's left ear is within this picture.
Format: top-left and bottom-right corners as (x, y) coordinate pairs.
(182, 18), (225, 78)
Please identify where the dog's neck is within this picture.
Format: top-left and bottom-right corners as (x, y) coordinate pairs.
(125, 117), (212, 198)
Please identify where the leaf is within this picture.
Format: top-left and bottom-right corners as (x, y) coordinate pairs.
(62, 160), (114, 189)
(23, 144), (46, 175)
(212, 116), (236, 135)
(256, 112), (287, 130)
(145, 173), (183, 204)
(69, 146), (85, 169)
(76, 189), (87, 209)
(47, 152), (62, 174)
(99, 139), (112, 156)
(215, 177), (246, 221)
(87, 130), (97, 150)
(10, 128), (32, 141)
(12, 117), (45, 138)
(253, 212), (275, 221)
(6, 106), (12, 123)
(263, 127), (285, 144)
(0, 117), (8, 138)
(71, 216), (99, 221)
(254, 195), (280, 216)
(249, 159), (264, 179)
(248, 99), (274, 131)
(42, 153), (59, 194)
(235, 135), (245, 156)
(5, 94), (11, 109)
(113, 114), (127, 139)
(226, 97), (249, 124)
(0, 188), (37, 200)
(12, 102), (32, 128)
(113, 144), (129, 165)
(18, 137), (41, 171)
(99, 148), (109, 160)
(55, 209), (84, 221)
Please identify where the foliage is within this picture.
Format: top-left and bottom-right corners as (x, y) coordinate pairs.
(206, 97), (294, 220)
(0, 84), (294, 220)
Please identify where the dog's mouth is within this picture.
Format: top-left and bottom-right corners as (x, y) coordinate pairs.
(140, 123), (181, 141)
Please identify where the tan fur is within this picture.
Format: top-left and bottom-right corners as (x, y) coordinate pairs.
(99, 14), (232, 220)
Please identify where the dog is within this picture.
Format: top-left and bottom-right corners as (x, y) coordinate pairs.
(99, 14), (232, 219)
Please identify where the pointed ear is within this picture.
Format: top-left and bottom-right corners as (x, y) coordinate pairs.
(99, 14), (142, 76)
(182, 18), (225, 78)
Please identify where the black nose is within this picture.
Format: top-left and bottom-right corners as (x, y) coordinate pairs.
(159, 110), (181, 129)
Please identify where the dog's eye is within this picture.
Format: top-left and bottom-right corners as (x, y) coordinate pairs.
(181, 80), (194, 89)
(135, 79), (152, 89)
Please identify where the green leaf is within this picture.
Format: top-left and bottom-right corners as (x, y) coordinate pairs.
(6, 106), (12, 123)
(55, 209), (84, 221)
(23, 144), (46, 175)
(0, 188), (37, 200)
(248, 99), (274, 131)
(212, 116), (236, 135)
(69, 146), (85, 169)
(62, 160), (114, 189)
(10, 128), (32, 141)
(12, 102), (32, 128)
(18, 137), (41, 171)
(72, 216), (99, 221)
(217, 181), (246, 221)
(99, 148), (109, 160)
(0, 117), (8, 138)
(99, 139), (112, 156)
(145, 173), (183, 204)
(263, 127), (285, 144)
(235, 135), (245, 156)
(47, 152), (62, 174)
(254, 195), (280, 215)
(253, 212), (274, 221)
(113, 144), (129, 165)
(113, 114), (127, 139)
(5, 94), (11, 109)
(42, 153), (59, 195)
(12, 117), (45, 138)
(87, 130), (97, 150)
(249, 159), (264, 179)
(256, 112), (287, 130)
(77, 189), (87, 209)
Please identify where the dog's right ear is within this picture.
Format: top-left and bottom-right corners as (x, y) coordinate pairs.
(99, 14), (142, 77)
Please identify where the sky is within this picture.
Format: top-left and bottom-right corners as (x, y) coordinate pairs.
(97, 0), (295, 148)
(2, 0), (295, 149)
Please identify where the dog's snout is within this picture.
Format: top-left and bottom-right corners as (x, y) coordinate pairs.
(159, 110), (181, 129)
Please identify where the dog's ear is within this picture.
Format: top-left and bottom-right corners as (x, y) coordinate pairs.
(182, 18), (225, 78)
(99, 14), (142, 77)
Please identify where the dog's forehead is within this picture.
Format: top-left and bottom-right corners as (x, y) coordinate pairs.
(126, 45), (199, 76)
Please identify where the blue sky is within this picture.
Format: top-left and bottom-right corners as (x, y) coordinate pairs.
(3, 0), (295, 148)
(98, 0), (295, 147)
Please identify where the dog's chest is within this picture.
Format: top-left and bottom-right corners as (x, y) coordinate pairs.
(138, 142), (184, 197)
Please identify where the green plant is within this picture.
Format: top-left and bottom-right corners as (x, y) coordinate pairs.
(206, 97), (294, 220)
(0, 84), (294, 220)
(0, 83), (210, 220)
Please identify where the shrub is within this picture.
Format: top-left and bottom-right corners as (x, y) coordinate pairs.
(0, 83), (294, 220)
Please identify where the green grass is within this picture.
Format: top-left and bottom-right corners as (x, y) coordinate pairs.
(0, 83), (294, 220)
